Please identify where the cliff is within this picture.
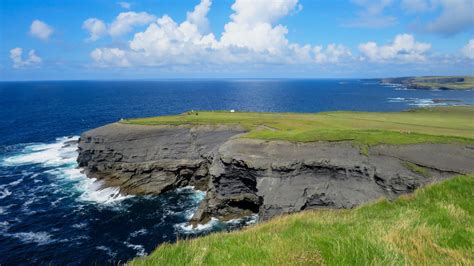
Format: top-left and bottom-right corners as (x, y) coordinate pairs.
(77, 113), (474, 223)
(380, 76), (474, 90)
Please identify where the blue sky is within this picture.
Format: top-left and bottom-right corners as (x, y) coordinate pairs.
(0, 0), (473, 80)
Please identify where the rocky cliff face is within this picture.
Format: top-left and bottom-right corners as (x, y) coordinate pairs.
(77, 123), (474, 222)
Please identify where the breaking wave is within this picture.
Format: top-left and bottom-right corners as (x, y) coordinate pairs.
(386, 97), (464, 107)
(6, 231), (54, 246)
(0, 136), (253, 264)
(175, 214), (259, 234)
(1, 136), (131, 204)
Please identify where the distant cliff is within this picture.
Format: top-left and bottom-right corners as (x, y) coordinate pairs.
(381, 76), (474, 90)
(77, 122), (474, 223)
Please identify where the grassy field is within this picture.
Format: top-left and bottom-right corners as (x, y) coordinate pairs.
(122, 106), (474, 149)
(130, 175), (474, 265)
(412, 76), (474, 90)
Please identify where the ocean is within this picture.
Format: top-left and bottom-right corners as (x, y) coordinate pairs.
(0, 80), (473, 265)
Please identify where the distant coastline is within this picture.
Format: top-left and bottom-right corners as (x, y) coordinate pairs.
(380, 76), (474, 90)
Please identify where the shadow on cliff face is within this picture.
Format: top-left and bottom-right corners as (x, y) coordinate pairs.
(77, 123), (474, 225)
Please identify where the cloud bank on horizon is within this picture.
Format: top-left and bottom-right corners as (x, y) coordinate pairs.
(2, 0), (473, 79)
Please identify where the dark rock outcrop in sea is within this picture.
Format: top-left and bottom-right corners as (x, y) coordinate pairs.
(77, 123), (474, 223)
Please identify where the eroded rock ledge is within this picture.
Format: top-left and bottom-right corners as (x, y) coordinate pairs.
(77, 123), (474, 222)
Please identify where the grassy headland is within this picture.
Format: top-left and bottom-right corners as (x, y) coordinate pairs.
(130, 175), (474, 265)
(121, 107), (474, 149)
(381, 76), (474, 90)
(125, 107), (474, 265)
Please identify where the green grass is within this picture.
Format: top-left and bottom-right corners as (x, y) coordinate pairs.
(130, 175), (474, 265)
(412, 76), (474, 90)
(121, 106), (474, 148)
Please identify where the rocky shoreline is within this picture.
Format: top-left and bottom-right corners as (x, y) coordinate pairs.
(77, 122), (474, 223)
(380, 76), (473, 90)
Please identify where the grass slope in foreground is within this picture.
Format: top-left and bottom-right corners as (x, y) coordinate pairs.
(122, 106), (474, 148)
(131, 175), (473, 265)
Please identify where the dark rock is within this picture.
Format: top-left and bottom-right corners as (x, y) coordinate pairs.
(77, 123), (246, 195)
(77, 123), (474, 223)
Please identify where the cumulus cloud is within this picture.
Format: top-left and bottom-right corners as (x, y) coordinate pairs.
(401, 0), (473, 36)
(10, 48), (42, 68)
(461, 39), (474, 59)
(358, 34), (431, 62)
(313, 44), (352, 63)
(109, 12), (156, 36)
(126, 14), (218, 65)
(83, 11), (155, 41)
(30, 20), (53, 40)
(426, 0), (474, 36)
(91, 48), (130, 67)
(82, 18), (107, 41)
(118, 2), (131, 9)
(218, 0), (298, 54)
(186, 0), (212, 33)
(89, 0), (351, 67)
(345, 0), (397, 28)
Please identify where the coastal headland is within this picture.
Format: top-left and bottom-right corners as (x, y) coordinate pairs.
(77, 106), (474, 264)
(77, 107), (474, 222)
(381, 76), (474, 90)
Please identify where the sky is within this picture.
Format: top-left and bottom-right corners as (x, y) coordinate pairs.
(0, 0), (473, 80)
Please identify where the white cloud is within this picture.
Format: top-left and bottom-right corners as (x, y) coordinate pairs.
(461, 39), (474, 59)
(359, 34), (431, 62)
(426, 0), (474, 36)
(83, 11), (155, 41)
(89, 0), (352, 67)
(91, 48), (130, 67)
(82, 18), (107, 41)
(186, 0), (212, 33)
(218, 0), (298, 54)
(401, 0), (474, 36)
(10, 48), (42, 68)
(346, 0), (397, 28)
(118, 2), (131, 9)
(126, 14), (218, 65)
(313, 44), (352, 63)
(109, 12), (156, 36)
(401, 0), (435, 12)
(30, 20), (53, 40)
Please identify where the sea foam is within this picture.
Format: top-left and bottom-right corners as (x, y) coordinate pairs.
(175, 217), (220, 233)
(1, 136), (131, 205)
(7, 231), (54, 245)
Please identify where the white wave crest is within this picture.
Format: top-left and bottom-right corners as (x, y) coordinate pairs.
(387, 97), (453, 107)
(130, 228), (148, 238)
(8, 231), (54, 245)
(2, 137), (78, 167)
(226, 214), (259, 226)
(71, 222), (88, 229)
(0, 188), (12, 199)
(1, 136), (131, 205)
(175, 217), (220, 233)
(124, 242), (147, 257)
(96, 245), (117, 258)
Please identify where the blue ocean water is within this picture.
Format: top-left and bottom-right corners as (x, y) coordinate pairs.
(0, 80), (473, 265)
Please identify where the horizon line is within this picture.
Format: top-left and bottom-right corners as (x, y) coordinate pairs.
(1, 75), (471, 82)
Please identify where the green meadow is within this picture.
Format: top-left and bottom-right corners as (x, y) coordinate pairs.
(122, 106), (474, 149)
(125, 107), (473, 265)
(412, 76), (474, 90)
